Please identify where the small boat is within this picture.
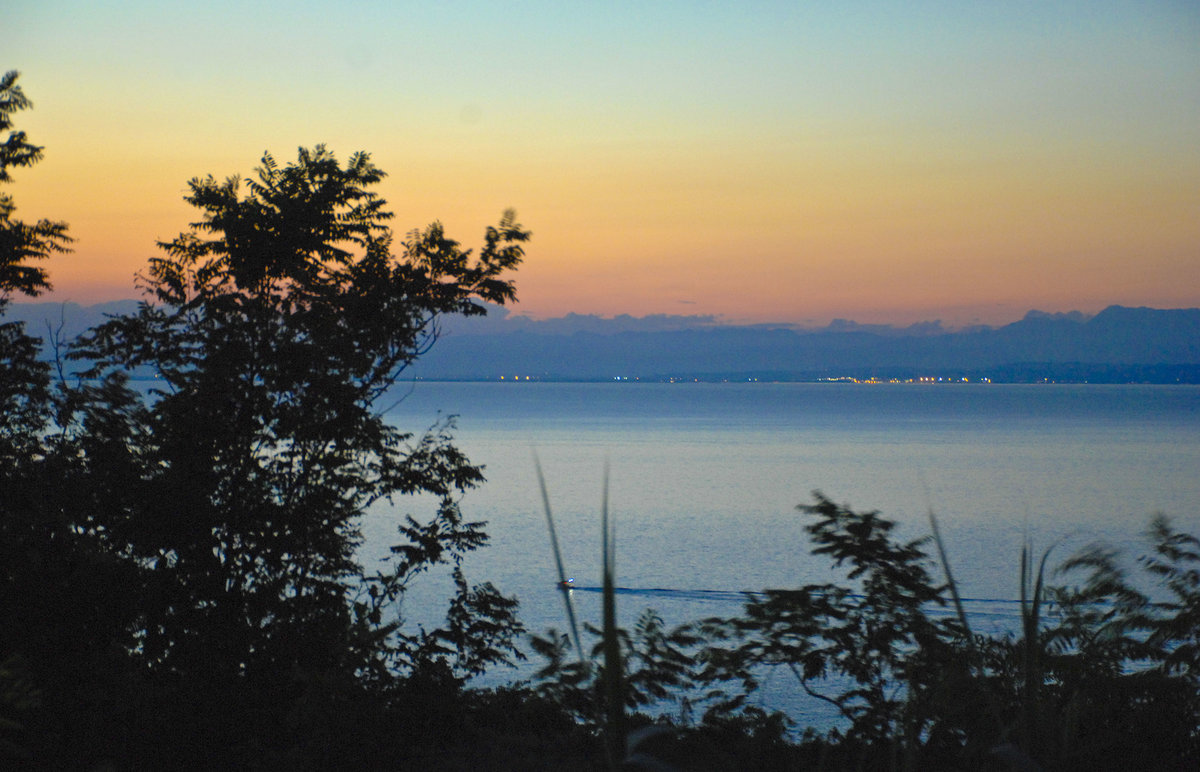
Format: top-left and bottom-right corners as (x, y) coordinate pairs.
(558, 578), (575, 590)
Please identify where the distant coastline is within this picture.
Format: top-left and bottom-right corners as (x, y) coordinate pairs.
(8, 301), (1200, 385)
(406, 367), (1200, 384)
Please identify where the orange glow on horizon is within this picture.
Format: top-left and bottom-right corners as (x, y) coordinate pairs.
(7, 2), (1198, 328)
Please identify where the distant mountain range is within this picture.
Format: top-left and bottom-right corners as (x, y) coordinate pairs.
(418, 304), (1200, 383)
(6, 301), (1200, 383)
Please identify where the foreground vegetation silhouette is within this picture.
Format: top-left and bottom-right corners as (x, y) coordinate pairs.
(1, 70), (556, 768)
(4, 71), (1200, 769)
(527, 489), (1200, 771)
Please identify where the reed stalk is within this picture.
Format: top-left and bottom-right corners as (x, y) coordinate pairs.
(535, 459), (628, 771)
(600, 463), (626, 768)
(930, 510), (1043, 771)
(534, 454), (586, 667)
(1018, 539), (1052, 765)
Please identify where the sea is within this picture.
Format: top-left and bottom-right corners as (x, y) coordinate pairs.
(361, 381), (1200, 725)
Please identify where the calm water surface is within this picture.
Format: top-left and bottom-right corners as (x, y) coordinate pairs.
(362, 382), (1200, 718)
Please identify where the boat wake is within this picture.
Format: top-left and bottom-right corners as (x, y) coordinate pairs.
(565, 585), (1034, 632)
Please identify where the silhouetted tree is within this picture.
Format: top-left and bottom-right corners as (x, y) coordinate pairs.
(0, 70), (81, 765)
(22, 145), (529, 765)
(0, 70), (71, 301)
(0, 69), (71, 461)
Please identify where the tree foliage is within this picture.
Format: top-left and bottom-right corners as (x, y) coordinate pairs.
(1, 119), (540, 764)
(0, 71), (71, 301)
(0, 69), (87, 767)
(0, 70), (69, 454)
(70, 145), (530, 691)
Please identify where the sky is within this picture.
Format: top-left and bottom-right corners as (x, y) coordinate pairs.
(5, 1), (1199, 327)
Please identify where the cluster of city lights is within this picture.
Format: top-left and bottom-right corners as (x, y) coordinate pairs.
(820, 376), (993, 384)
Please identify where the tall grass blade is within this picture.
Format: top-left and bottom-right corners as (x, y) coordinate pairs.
(929, 510), (1016, 763)
(1017, 536), (1054, 770)
(929, 510), (972, 637)
(1019, 539), (1055, 684)
(1031, 547), (1051, 640)
(534, 453), (586, 667)
(600, 462), (626, 769)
